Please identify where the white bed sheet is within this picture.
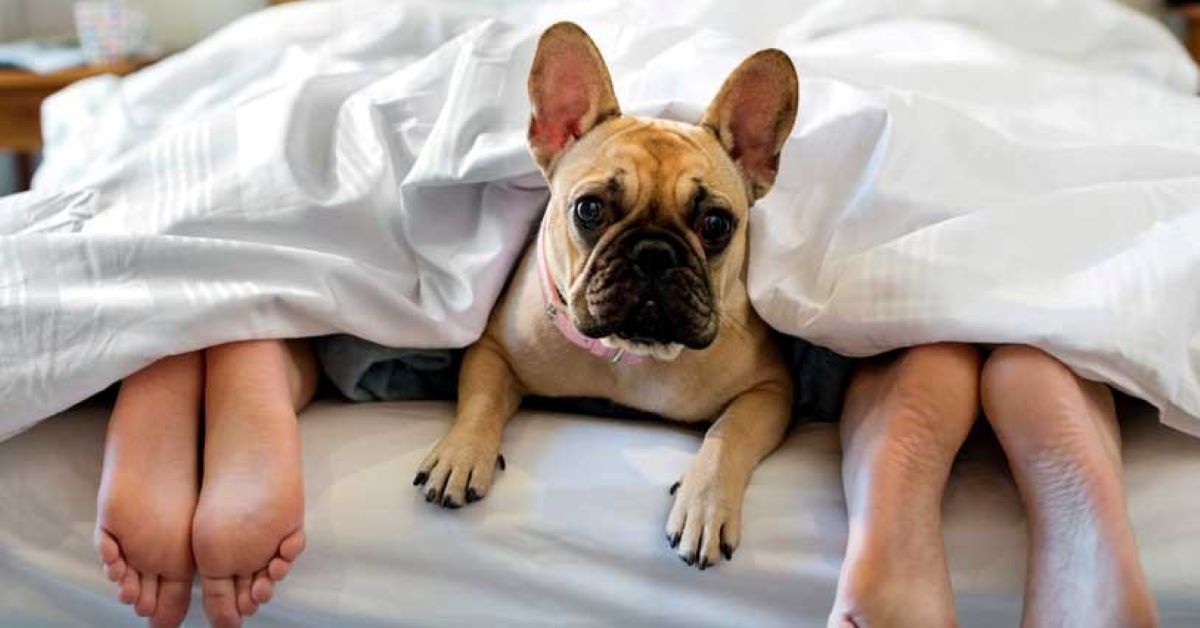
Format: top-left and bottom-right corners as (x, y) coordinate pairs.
(2, 400), (1197, 627)
(5, 0), (1200, 440)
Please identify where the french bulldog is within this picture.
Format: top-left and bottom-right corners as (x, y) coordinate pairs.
(414, 21), (799, 570)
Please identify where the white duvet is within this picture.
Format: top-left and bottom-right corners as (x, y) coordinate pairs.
(2, 0), (1199, 440)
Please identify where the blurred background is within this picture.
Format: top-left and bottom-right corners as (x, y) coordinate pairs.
(0, 0), (1194, 196)
(0, 0), (288, 194)
(0, 0), (268, 49)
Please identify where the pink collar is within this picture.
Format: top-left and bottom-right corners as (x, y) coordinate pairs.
(537, 220), (643, 365)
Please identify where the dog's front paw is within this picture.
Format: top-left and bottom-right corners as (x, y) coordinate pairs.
(414, 429), (505, 509)
(664, 460), (744, 570)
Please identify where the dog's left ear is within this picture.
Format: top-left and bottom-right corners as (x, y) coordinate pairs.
(701, 50), (798, 202)
(527, 22), (621, 174)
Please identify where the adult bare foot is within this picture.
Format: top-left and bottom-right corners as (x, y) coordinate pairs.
(981, 345), (1158, 628)
(192, 339), (317, 628)
(95, 352), (202, 628)
(829, 344), (982, 628)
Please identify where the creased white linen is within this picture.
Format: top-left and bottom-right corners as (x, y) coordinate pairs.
(3, 400), (1199, 627)
(2, 0), (1198, 439)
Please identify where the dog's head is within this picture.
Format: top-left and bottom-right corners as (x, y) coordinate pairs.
(528, 22), (798, 360)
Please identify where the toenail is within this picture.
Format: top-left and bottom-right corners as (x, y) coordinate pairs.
(413, 472), (428, 486)
(669, 532), (682, 549)
(496, 455), (506, 470)
(466, 488), (480, 503)
(669, 481), (680, 495)
(720, 542), (733, 560)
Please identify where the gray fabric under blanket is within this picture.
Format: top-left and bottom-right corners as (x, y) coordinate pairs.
(313, 334), (855, 422)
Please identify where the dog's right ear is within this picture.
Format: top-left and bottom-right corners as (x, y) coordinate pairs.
(701, 49), (798, 202)
(527, 22), (620, 174)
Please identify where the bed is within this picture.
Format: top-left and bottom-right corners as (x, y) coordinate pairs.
(2, 396), (1198, 626)
(4, 0), (1200, 624)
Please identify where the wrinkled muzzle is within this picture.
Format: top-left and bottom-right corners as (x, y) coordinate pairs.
(576, 229), (717, 349)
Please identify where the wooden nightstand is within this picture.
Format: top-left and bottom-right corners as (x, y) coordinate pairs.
(1183, 6), (1200, 67)
(0, 58), (156, 190)
(1166, 1), (1200, 67)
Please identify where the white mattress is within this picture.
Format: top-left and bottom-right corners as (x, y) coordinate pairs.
(1, 399), (1198, 626)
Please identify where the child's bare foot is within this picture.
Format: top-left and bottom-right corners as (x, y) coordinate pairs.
(830, 344), (982, 628)
(191, 340), (317, 628)
(95, 352), (202, 628)
(982, 346), (1158, 628)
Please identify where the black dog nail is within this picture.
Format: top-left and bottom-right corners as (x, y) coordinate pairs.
(669, 532), (682, 549)
(466, 488), (480, 503)
(699, 559), (710, 571)
(496, 455), (507, 471)
(425, 490), (437, 503)
(413, 472), (428, 486)
(720, 543), (733, 561)
(442, 495), (460, 509)
(669, 481), (680, 495)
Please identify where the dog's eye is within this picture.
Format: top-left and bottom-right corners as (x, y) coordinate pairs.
(572, 195), (606, 232)
(697, 210), (734, 253)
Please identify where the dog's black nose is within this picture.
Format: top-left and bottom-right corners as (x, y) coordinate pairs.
(630, 239), (677, 278)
